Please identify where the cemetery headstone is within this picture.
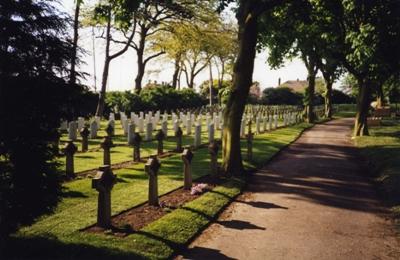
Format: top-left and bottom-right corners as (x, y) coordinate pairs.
(132, 132), (142, 162)
(145, 122), (153, 141)
(64, 140), (77, 178)
(181, 148), (194, 190)
(80, 126), (90, 152)
(101, 136), (113, 165)
(155, 129), (165, 155)
(194, 123), (201, 148)
(208, 141), (219, 177)
(68, 121), (78, 141)
(92, 165), (116, 228)
(175, 127), (183, 152)
(145, 156), (161, 206)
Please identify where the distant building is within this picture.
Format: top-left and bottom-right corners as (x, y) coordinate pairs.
(279, 79), (308, 93)
(278, 77), (324, 93)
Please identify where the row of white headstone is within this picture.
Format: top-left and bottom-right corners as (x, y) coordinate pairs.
(240, 112), (301, 137)
(60, 116), (101, 141)
(60, 109), (300, 148)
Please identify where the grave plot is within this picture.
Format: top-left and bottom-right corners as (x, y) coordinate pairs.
(15, 119), (312, 259)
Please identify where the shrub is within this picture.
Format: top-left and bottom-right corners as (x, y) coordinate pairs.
(262, 87), (303, 105)
(105, 87), (207, 114)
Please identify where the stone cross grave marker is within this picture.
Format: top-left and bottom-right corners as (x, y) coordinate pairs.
(80, 126), (90, 152)
(175, 127), (183, 152)
(145, 156), (161, 206)
(101, 136), (114, 165)
(132, 132), (142, 162)
(181, 148), (194, 190)
(64, 140), (77, 178)
(208, 141), (219, 177)
(155, 129), (165, 155)
(92, 165), (116, 228)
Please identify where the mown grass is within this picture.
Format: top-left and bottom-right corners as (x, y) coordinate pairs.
(354, 119), (400, 221)
(5, 122), (311, 259)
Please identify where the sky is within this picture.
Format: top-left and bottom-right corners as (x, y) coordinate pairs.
(61, 1), (336, 93)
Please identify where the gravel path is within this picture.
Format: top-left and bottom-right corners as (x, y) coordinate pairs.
(179, 118), (400, 260)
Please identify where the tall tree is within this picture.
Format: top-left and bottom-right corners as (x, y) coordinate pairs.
(119, 0), (192, 93)
(330, 0), (400, 136)
(69, 0), (83, 86)
(89, 1), (139, 117)
(221, 0), (286, 175)
(0, 0), (82, 243)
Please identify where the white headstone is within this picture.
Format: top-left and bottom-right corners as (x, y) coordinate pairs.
(109, 113), (115, 121)
(89, 120), (97, 139)
(60, 120), (68, 131)
(77, 117), (85, 130)
(138, 117), (144, 133)
(127, 123), (135, 145)
(161, 120), (168, 136)
(68, 121), (78, 141)
(240, 119), (245, 137)
(121, 118), (128, 136)
(274, 114), (278, 129)
(194, 123), (201, 148)
(186, 117), (192, 135)
(173, 119), (179, 133)
(208, 123), (215, 143)
(145, 122), (153, 141)
(256, 117), (261, 134)
(268, 115), (272, 131)
(94, 116), (101, 129)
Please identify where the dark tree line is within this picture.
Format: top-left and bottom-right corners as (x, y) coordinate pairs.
(0, 0), (89, 245)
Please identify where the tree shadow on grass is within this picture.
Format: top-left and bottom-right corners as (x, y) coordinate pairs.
(3, 236), (145, 260)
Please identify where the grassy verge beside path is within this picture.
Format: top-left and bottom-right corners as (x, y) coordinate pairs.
(354, 119), (400, 224)
(4, 123), (311, 259)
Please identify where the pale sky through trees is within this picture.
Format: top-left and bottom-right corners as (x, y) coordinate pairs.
(62, 0), (334, 92)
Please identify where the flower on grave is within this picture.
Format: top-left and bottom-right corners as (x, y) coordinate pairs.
(190, 183), (208, 195)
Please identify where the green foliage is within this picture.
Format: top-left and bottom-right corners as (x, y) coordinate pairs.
(105, 87), (207, 113)
(0, 0), (83, 238)
(332, 89), (356, 104)
(262, 87), (303, 105)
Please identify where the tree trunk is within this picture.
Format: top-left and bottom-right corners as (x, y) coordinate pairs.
(134, 50), (145, 94)
(188, 72), (195, 89)
(95, 58), (110, 117)
(325, 80), (333, 118)
(69, 0), (80, 86)
(376, 84), (384, 108)
(222, 2), (258, 176)
(209, 62), (213, 106)
(305, 67), (316, 123)
(171, 55), (180, 89)
(354, 78), (370, 136)
(95, 8), (111, 117)
(134, 29), (146, 94)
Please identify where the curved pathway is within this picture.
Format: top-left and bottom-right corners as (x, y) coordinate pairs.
(180, 118), (400, 260)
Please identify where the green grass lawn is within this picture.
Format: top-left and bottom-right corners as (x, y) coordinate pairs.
(354, 119), (400, 221)
(5, 122), (311, 259)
